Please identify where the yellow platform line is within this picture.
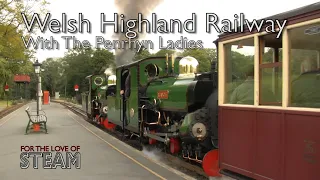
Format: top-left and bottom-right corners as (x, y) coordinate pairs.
(67, 111), (167, 180)
(0, 107), (22, 127)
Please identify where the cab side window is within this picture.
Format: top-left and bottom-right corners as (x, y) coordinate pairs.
(106, 85), (116, 97)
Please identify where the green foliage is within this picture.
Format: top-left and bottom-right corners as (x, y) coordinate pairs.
(91, 48), (115, 74)
(134, 48), (151, 61)
(40, 48), (116, 97)
(0, 0), (49, 59)
(154, 49), (177, 56)
(0, 24), (25, 60)
(229, 51), (254, 79)
(11, 100), (17, 105)
(181, 49), (217, 72)
(0, 0), (49, 100)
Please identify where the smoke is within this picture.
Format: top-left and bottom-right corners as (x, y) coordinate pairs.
(141, 146), (163, 162)
(114, 0), (164, 67)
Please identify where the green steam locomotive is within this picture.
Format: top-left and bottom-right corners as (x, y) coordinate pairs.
(82, 54), (218, 169)
(81, 74), (116, 126)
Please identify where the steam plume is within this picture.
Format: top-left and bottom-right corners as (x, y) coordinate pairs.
(141, 146), (163, 161)
(114, 0), (164, 67)
(104, 66), (113, 76)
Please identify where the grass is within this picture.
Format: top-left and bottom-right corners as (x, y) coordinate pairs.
(0, 99), (27, 109)
(0, 100), (12, 108)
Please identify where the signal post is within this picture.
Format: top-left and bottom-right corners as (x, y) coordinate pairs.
(74, 84), (79, 103)
(4, 84), (9, 107)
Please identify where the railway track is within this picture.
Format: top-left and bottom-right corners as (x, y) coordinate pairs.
(54, 100), (210, 179)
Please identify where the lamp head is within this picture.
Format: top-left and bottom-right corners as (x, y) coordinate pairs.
(33, 60), (42, 74)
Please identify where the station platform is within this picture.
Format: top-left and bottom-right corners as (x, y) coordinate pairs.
(0, 102), (194, 180)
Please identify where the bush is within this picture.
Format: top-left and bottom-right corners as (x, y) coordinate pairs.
(11, 101), (17, 105)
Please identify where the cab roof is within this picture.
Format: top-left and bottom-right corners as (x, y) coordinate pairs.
(216, 2), (320, 42)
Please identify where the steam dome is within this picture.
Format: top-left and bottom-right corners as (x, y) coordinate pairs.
(179, 56), (199, 76)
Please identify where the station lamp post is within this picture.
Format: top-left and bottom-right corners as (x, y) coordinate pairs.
(33, 60), (42, 116)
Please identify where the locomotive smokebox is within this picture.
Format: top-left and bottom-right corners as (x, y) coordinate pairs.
(179, 107), (212, 146)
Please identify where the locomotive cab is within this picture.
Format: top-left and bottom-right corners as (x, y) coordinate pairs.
(82, 74), (108, 123)
(100, 75), (117, 116)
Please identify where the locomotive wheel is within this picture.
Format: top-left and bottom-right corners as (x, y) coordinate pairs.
(202, 149), (221, 177)
(95, 115), (99, 124)
(86, 114), (91, 122)
(103, 118), (116, 130)
(148, 130), (157, 145)
(88, 115), (94, 124)
(170, 138), (180, 154)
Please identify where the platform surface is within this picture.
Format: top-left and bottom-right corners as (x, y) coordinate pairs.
(0, 102), (192, 180)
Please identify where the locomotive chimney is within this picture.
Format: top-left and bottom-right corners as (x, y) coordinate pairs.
(166, 53), (169, 74)
(171, 54), (175, 73)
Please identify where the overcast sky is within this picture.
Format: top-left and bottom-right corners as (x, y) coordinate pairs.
(28, 0), (320, 62)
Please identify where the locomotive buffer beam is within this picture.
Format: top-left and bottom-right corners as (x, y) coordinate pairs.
(143, 131), (171, 145)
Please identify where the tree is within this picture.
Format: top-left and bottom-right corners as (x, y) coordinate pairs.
(0, 58), (10, 99)
(41, 58), (62, 96)
(181, 49), (216, 72)
(133, 48), (151, 61)
(0, 25), (25, 60)
(0, 0), (49, 59)
(91, 48), (115, 74)
(41, 47), (116, 97)
(154, 49), (177, 56)
(0, 0), (49, 31)
(0, 0), (49, 100)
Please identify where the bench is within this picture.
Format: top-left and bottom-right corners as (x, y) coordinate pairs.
(25, 106), (48, 134)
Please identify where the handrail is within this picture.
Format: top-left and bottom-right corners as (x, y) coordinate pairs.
(25, 106), (46, 115)
(28, 110), (46, 115)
